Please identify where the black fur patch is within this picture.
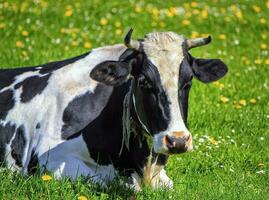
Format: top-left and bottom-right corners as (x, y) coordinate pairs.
(11, 125), (26, 167)
(0, 90), (15, 120)
(81, 83), (150, 175)
(61, 84), (111, 139)
(0, 67), (38, 90)
(36, 123), (41, 129)
(16, 74), (51, 103)
(178, 58), (193, 125)
(0, 123), (16, 166)
(28, 149), (38, 174)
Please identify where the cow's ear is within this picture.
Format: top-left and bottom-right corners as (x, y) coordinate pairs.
(191, 58), (228, 83)
(90, 61), (131, 86)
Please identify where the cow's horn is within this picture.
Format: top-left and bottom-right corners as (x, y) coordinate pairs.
(124, 28), (140, 50)
(186, 36), (212, 49)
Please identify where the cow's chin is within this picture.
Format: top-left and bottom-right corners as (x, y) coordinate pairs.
(153, 132), (193, 155)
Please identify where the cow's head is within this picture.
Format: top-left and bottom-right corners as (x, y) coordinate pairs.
(90, 29), (228, 155)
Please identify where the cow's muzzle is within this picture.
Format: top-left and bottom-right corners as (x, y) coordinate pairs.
(154, 131), (193, 155)
(163, 132), (192, 154)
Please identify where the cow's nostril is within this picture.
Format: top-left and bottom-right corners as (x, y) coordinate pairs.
(164, 135), (175, 148)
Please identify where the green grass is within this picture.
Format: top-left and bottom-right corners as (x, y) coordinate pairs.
(0, 0), (268, 199)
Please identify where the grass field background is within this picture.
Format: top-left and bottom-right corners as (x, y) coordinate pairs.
(0, 0), (268, 199)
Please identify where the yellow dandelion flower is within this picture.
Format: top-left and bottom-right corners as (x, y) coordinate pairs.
(42, 174), (52, 181)
(115, 29), (122, 35)
(212, 81), (220, 85)
(191, 31), (200, 38)
(235, 10), (243, 19)
(159, 21), (165, 27)
(16, 41), (24, 48)
(186, 11), (192, 18)
(201, 9), (208, 19)
(241, 56), (247, 61)
(65, 9), (73, 17)
(182, 19), (190, 26)
(60, 28), (66, 33)
(254, 59), (262, 64)
(234, 104), (242, 109)
(213, 81), (224, 89)
(166, 10), (174, 17)
(261, 33), (267, 39)
(209, 138), (217, 145)
(84, 41), (92, 49)
(3, 2), (9, 8)
(22, 30), (29, 37)
(218, 34), (226, 40)
(183, 3), (190, 9)
(260, 43), (267, 49)
(78, 196), (88, 200)
(135, 6), (142, 13)
(220, 96), (229, 103)
(191, 2), (198, 7)
(114, 21), (121, 28)
(152, 8), (159, 16)
(252, 5), (261, 13)
(100, 18), (108, 26)
(265, 59), (269, 65)
(230, 5), (237, 12)
(218, 83), (225, 89)
(71, 41), (79, 46)
(249, 98), (257, 104)
(40, 0), (48, 8)
(245, 60), (250, 65)
(21, 51), (28, 57)
(260, 18), (266, 24)
(267, 1), (269, 9)
(193, 9), (200, 15)
(0, 23), (6, 29)
(239, 99), (246, 106)
(169, 7), (177, 15)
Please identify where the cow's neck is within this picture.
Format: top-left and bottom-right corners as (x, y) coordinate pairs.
(127, 85), (169, 183)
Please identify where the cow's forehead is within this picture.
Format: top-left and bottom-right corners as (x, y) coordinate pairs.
(142, 32), (185, 56)
(142, 32), (185, 89)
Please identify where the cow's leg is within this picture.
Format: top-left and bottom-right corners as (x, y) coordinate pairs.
(151, 168), (173, 189)
(38, 135), (116, 186)
(42, 156), (115, 186)
(124, 172), (142, 191)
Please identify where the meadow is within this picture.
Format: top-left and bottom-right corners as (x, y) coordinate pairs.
(0, 0), (268, 199)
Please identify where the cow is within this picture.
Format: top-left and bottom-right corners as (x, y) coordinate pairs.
(38, 29), (228, 190)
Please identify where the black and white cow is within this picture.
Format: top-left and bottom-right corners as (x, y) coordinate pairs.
(38, 30), (228, 190)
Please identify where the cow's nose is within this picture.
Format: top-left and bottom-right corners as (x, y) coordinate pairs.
(163, 131), (193, 154)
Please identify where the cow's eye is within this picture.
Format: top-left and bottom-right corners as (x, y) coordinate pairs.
(137, 74), (152, 89)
